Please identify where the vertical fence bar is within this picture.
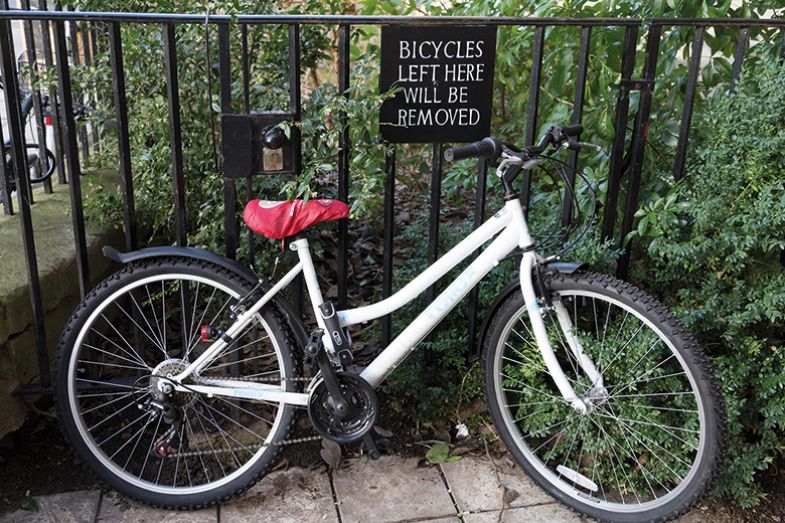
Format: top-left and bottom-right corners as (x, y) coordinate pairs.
(729, 27), (748, 94)
(21, 0), (52, 194)
(38, 0), (65, 186)
(0, 18), (49, 386)
(241, 24), (255, 267)
(381, 148), (395, 348)
(467, 157), (488, 359)
(0, 116), (12, 215)
(561, 26), (591, 228)
(671, 26), (704, 182)
(426, 143), (442, 307)
(520, 25), (544, 213)
(163, 23), (187, 247)
(600, 25), (638, 241)
(53, 17), (90, 297)
(87, 24), (99, 152)
(218, 23), (238, 260)
(337, 24), (350, 309)
(289, 23), (305, 319)
(69, 20), (89, 162)
(616, 24), (661, 279)
(108, 22), (137, 251)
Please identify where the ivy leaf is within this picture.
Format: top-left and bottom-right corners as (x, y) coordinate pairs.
(425, 443), (450, 464)
(20, 496), (38, 513)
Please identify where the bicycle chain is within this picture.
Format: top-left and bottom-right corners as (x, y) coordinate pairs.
(161, 374), (320, 459)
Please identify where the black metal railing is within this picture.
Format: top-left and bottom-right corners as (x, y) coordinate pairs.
(1, 8), (784, 395)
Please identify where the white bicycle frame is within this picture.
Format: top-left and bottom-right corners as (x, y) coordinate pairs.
(171, 194), (601, 413)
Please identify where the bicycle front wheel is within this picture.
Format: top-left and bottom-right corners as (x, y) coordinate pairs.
(54, 257), (299, 509)
(483, 271), (725, 522)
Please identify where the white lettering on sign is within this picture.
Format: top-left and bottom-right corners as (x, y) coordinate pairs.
(379, 26), (497, 143)
(399, 39), (485, 60)
(397, 107), (481, 127)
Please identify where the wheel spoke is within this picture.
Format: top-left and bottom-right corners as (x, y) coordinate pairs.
(491, 283), (713, 513)
(64, 270), (290, 495)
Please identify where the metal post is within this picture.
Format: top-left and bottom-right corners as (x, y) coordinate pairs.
(520, 25), (544, 214)
(21, 0), (52, 194)
(108, 21), (137, 251)
(87, 24), (99, 153)
(729, 27), (748, 94)
(337, 24), (350, 309)
(0, 18), (49, 386)
(68, 19), (89, 162)
(289, 23), (305, 318)
(600, 25), (638, 241)
(467, 157), (488, 359)
(561, 26), (591, 228)
(163, 23), (187, 247)
(426, 143), (442, 305)
(616, 24), (661, 279)
(218, 23), (238, 260)
(0, 109), (12, 215)
(671, 26), (704, 182)
(53, 17), (90, 297)
(37, 0), (65, 186)
(381, 148), (395, 348)
(241, 24), (255, 267)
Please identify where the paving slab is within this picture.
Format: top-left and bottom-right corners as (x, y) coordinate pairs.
(0, 490), (100, 523)
(220, 467), (338, 523)
(440, 454), (552, 513)
(332, 456), (456, 523)
(462, 504), (586, 523)
(97, 491), (217, 522)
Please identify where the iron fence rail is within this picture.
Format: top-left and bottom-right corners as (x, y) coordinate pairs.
(0, 8), (783, 395)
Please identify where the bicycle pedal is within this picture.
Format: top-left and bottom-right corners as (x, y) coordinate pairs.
(361, 432), (381, 460)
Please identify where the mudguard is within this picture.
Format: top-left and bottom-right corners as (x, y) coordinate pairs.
(102, 245), (309, 352)
(473, 260), (586, 361)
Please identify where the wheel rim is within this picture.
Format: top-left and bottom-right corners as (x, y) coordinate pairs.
(66, 273), (289, 495)
(492, 289), (706, 513)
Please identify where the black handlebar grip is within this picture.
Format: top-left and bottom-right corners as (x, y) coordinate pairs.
(444, 137), (500, 162)
(563, 124), (583, 137)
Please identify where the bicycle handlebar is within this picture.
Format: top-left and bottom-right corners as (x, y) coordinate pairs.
(443, 137), (501, 162)
(444, 124), (592, 163)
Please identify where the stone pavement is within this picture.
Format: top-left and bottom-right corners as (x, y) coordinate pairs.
(0, 454), (712, 523)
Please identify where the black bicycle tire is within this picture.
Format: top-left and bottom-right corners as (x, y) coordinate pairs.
(53, 257), (300, 509)
(483, 271), (726, 523)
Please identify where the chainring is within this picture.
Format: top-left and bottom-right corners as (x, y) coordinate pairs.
(307, 372), (378, 443)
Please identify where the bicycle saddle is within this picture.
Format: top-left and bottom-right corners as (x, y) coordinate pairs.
(243, 199), (349, 240)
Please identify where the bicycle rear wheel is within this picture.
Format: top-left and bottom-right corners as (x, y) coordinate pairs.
(483, 272), (725, 522)
(54, 257), (299, 509)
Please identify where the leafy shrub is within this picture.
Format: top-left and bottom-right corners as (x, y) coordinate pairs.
(634, 59), (785, 506)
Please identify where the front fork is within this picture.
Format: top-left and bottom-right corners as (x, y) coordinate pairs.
(519, 253), (603, 414)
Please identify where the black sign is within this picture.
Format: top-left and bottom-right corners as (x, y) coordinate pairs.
(379, 25), (497, 144)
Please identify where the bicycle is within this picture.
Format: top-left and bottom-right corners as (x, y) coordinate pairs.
(0, 84), (57, 196)
(53, 124), (725, 522)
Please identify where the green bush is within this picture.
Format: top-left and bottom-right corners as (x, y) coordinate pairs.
(634, 59), (785, 506)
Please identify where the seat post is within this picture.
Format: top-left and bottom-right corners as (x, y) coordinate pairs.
(289, 238), (331, 338)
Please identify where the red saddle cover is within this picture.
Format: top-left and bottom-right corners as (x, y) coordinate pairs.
(243, 199), (349, 239)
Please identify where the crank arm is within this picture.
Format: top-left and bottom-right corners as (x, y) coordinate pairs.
(520, 253), (587, 414)
(180, 380), (309, 407)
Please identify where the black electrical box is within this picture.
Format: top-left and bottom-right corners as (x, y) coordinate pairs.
(221, 112), (301, 177)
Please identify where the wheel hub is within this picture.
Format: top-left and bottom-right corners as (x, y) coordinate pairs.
(150, 358), (196, 407)
(580, 385), (610, 413)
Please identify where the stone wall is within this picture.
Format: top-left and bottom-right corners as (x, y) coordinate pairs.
(0, 182), (123, 439)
